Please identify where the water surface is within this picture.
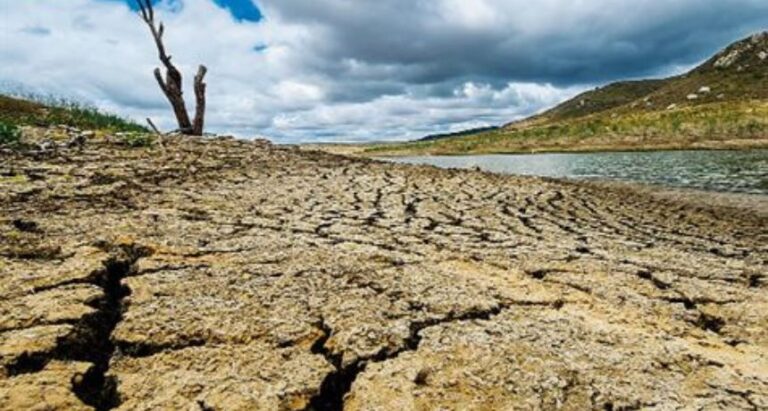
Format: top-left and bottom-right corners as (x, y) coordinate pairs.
(387, 150), (768, 195)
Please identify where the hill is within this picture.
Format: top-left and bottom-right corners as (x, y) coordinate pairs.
(367, 31), (768, 155)
(419, 126), (499, 142)
(507, 79), (669, 129)
(0, 94), (146, 134)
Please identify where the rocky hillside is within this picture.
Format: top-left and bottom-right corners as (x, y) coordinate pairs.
(1, 125), (767, 409)
(369, 31), (768, 155)
(508, 79), (668, 129)
(512, 31), (768, 128)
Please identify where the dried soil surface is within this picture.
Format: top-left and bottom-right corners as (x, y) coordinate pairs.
(1, 131), (767, 410)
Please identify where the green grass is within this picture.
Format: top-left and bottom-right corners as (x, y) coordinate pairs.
(0, 122), (21, 146)
(367, 101), (768, 155)
(0, 94), (147, 133)
(528, 79), (668, 124)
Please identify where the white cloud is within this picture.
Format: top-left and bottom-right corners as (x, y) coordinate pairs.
(1, 0), (766, 142)
(437, 0), (499, 30)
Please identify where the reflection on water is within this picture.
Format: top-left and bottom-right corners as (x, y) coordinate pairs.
(387, 150), (768, 195)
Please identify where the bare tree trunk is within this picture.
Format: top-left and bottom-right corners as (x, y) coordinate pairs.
(153, 68), (192, 133)
(192, 65), (207, 135)
(137, 0), (207, 136)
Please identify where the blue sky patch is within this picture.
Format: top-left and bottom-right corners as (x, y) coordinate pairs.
(211, 0), (261, 22)
(113, 0), (261, 22)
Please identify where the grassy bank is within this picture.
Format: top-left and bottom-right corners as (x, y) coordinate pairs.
(365, 101), (768, 156)
(0, 95), (146, 133)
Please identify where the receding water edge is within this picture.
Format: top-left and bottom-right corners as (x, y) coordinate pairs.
(384, 149), (768, 195)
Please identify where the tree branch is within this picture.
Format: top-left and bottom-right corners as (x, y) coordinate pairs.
(146, 117), (161, 134)
(153, 68), (169, 94)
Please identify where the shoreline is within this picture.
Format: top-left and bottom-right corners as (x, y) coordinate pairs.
(303, 137), (768, 157)
(572, 178), (768, 218)
(369, 143), (768, 157)
(369, 151), (768, 203)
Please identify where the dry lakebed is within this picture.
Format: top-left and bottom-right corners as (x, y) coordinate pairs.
(0, 130), (767, 410)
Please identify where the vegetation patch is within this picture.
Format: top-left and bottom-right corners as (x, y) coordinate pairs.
(0, 121), (21, 146)
(0, 95), (146, 133)
(366, 101), (768, 155)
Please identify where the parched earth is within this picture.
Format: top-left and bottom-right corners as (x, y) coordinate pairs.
(1, 131), (767, 410)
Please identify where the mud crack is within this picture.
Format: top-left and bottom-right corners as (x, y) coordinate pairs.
(306, 305), (504, 410)
(3, 243), (153, 410)
(71, 243), (151, 410)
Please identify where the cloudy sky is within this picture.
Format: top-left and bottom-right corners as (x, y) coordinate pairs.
(1, 0), (767, 142)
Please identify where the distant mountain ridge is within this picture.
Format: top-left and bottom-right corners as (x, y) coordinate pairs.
(419, 126), (499, 142)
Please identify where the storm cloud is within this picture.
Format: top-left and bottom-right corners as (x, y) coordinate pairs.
(1, 0), (766, 142)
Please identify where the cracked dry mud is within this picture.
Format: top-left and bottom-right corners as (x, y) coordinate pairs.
(1, 133), (767, 410)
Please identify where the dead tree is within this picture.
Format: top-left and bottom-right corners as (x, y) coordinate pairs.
(137, 0), (207, 135)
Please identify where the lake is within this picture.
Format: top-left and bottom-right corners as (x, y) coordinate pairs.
(386, 149), (768, 195)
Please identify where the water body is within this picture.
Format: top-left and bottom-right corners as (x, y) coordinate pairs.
(387, 150), (768, 195)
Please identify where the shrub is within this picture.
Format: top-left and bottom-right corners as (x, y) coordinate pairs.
(0, 122), (21, 146)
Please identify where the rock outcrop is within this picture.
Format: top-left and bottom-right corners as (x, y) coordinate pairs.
(1, 130), (767, 410)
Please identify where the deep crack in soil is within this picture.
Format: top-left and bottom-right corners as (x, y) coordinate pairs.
(71, 244), (151, 410)
(0, 243), (153, 410)
(307, 305), (504, 410)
